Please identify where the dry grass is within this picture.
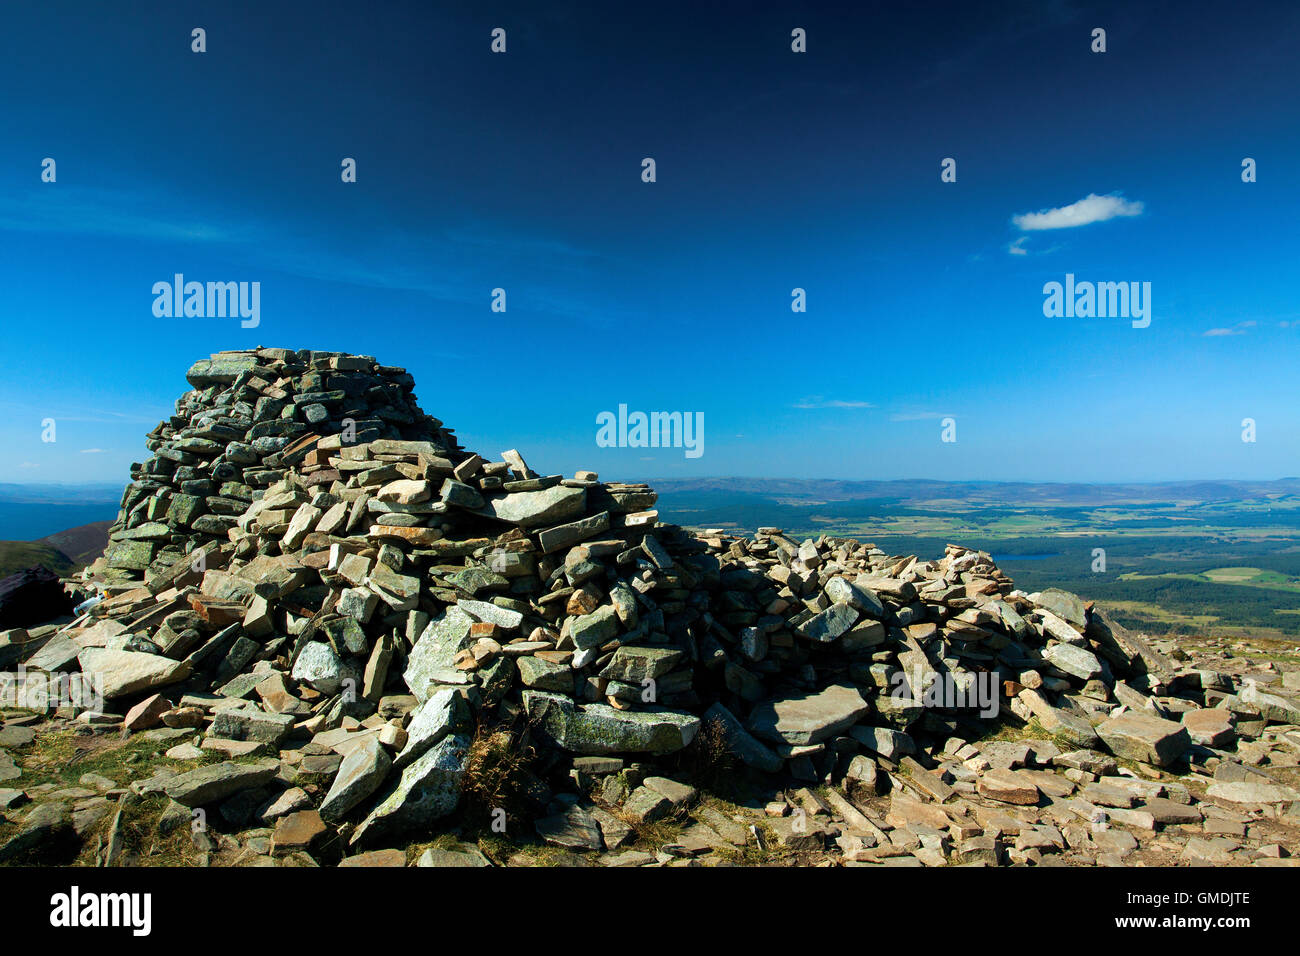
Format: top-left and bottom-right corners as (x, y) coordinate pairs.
(458, 722), (539, 836)
(668, 716), (736, 793)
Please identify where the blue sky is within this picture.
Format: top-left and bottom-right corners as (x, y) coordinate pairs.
(2, 0), (1298, 486)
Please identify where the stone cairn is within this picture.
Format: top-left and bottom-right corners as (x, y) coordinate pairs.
(99, 349), (461, 585)
(5, 348), (1299, 866)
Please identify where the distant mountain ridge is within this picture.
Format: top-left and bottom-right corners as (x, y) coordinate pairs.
(0, 482), (123, 504)
(650, 477), (1300, 508)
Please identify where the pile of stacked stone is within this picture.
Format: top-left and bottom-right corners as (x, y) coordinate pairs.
(8, 348), (1298, 865)
(97, 349), (461, 587)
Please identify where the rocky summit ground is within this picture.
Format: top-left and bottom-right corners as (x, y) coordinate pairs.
(1, 348), (1299, 868)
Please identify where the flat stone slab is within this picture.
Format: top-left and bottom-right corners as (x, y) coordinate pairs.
(1207, 781), (1300, 804)
(535, 804), (603, 850)
(417, 845), (492, 867)
(747, 684), (870, 745)
(977, 768), (1041, 805)
(272, 810), (327, 855)
(1043, 643), (1103, 681)
(340, 849), (407, 867)
(524, 691), (699, 754)
(162, 758), (280, 807)
(78, 648), (191, 699)
(1182, 708), (1236, 748)
(1097, 711), (1191, 768)
(320, 735), (392, 822)
(479, 485), (586, 528)
(796, 602), (859, 643)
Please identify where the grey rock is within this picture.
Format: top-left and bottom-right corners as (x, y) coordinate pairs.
(353, 732), (469, 844)
(748, 684), (871, 745)
(1097, 712), (1191, 768)
(320, 735), (392, 821)
(163, 758), (280, 807)
(524, 691), (700, 754)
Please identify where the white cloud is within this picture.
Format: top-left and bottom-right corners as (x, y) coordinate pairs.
(1012, 193), (1144, 231)
(79, 448), (108, 454)
(1204, 320), (1256, 337)
(19, 461), (39, 469)
(1008, 237), (1029, 256)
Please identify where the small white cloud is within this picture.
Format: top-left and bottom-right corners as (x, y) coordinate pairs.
(80, 448), (108, 454)
(1008, 237), (1029, 255)
(1013, 193), (1144, 231)
(793, 397), (874, 410)
(19, 461), (39, 468)
(1203, 320), (1256, 337)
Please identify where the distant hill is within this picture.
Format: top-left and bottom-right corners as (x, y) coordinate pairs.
(0, 520), (111, 579)
(0, 540), (75, 578)
(37, 521), (113, 567)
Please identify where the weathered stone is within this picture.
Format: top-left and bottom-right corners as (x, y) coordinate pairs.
(598, 646), (683, 683)
(1182, 708), (1236, 748)
(570, 605), (620, 650)
(524, 691), (699, 754)
(292, 641), (345, 695)
(623, 786), (673, 824)
(517, 655), (574, 693)
(1097, 712), (1191, 768)
(535, 804), (603, 850)
(796, 602), (859, 643)
(77, 648), (191, 699)
(320, 735), (392, 821)
(748, 684), (870, 745)
(208, 706), (295, 745)
(124, 693), (171, 731)
(977, 768), (1040, 805)
(163, 758), (280, 807)
(272, 810), (327, 855)
(1207, 781), (1300, 804)
(480, 485), (586, 528)
(353, 732), (469, 844)
(1043, 643), (1103, 681)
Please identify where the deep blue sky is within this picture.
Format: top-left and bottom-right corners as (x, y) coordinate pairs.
(3, 0), (1298, 486)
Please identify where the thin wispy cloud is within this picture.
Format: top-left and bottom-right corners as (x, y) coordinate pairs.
(793, 398), (875, 410)
(79, 448), (108, 454)
(0, 187), (239, 244)
(1013, 193), (1144, 231)
(0, 401), (162, 426)
(1204, 320), (1256, 337)
(0, 184), (632, 326)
